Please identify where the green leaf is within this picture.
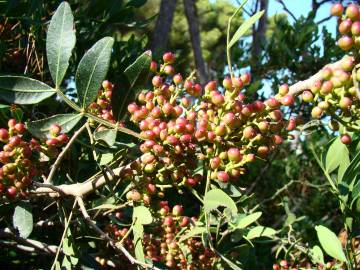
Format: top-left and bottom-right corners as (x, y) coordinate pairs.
(133, 221), (145, 263)
(112, 51), (152, 121)
(234, 212), (262, 229)
(217, 252), (243, 270)
(124, 50), (152, 89)
(46, 1), (76, 88)
(99, 153), (114, 165)
(93, 128), (117, 146)
(75, 37), (114, 109)
(0, 76), (55, 104)
(246, 226), (276, 240)
(133, 206), (152, 225)
(179, 227), (207, 242)
(324, 137), (349, 174)
(13, 201), (33, 238)
(342, 151), (360, 183)
(309, 245), (325, 265)
(204, 189), (237, 215)
(228, 10), (265, 49)
(27, 113), (83, 139)
(315, 225), (347, 262)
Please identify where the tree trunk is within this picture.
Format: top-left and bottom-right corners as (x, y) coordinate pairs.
(150, 0), (177, 56)
(183, 0), (209, 84)
(251, 0), (269, 73)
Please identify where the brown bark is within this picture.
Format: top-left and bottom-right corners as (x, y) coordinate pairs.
(183, 0), (209, 84)
(150, 0), (177, 56)
(251, 0), (268, 75)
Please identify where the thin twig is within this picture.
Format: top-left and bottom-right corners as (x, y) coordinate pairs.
(46, 123), (87, 184)
(50, 200), (77, 270)
(76, 197), (161, 270)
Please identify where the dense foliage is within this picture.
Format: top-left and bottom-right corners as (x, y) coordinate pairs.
(0, 1), (360, 270)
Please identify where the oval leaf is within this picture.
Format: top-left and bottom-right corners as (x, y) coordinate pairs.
(324, 137), (349, 174)
(235, 212), (262, 229)
(179, 227), (207, 242)
(342, 150), (360, 183)
(75, 37), (114, 109)
(112, 51), (152, 121)
(228, 10), (265, 49)
(204, 189), (237, 215)
(27, 113), (83, 139)
(133, 206), (152, 225)
(93, 128), (117, 146)
(315, 225), (347, 262)
(46, 1), (76, 88)
(0, 76), (55, 104)
(247, 226), (276, 240)
(13, 201), (33, 238)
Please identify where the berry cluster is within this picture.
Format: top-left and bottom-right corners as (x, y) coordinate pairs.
(106, 203), (218, 269)
(331, 3), (360, 52)
(295, 2), (360, 145)
(127, 52), (295, 198)
(0, 120), (67, 199)
(88, 80), (116, 123)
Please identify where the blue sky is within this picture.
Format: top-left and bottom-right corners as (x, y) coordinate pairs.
(233, 0), (337, 37)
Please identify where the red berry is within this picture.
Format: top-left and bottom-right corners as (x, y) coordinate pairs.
(339, 96), (352, 109)
(173, 73), (183, 84)
(338, 35), (354, 51)
(302, 90), (313, 102)
(57, 134), (69, 144)
(352, 21), (360, 36)
(227, 148), (242, 163)
(210, 157), (221, 169)
(172, 205), (183, 216)
(211, 93), (225, 106)
(217, 171), (229, 182)
(0, 128), (9, 142)
(163, 65), (174, 75)
(8, 119), (16, 128)
(331, 3), (344, 17)
(152, 75), (162, 87)
(341, 134), (352, 144)
(6, 186), (17, 198)
(339, 19), (352, 34)
(257, 145), (269, 157)
(9, 135), (21, 147)
(46, 138), (59, 146)
(243, 126), (256, 139)
(102, 80), (113, 90)
(163, 216), (174, 226)
(345, 4), (359, 21)
(163, 52), (175, 64)
(150, 61), (157, 72)
(240, 73), (251, 85)
(281, 95), (294, 106)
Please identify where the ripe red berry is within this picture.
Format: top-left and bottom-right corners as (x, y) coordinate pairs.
(227, 148), (242, 163)
(217, 171), (229, 182)
(211, 93), (225, 106)
(240, 73), (251, 85)
(341, 134), (352, 145)
(331, 3), (344, 17)
(149, 61), (157, 73)
(243, 126), (256, 139)
(163, 65), (174, 75)
(173, 73), (183, 84)
(205, 81), (217, 92)
(281, 95), (294, 106)
(0, 128), (9, 142)
(6, 186), (17, 198)
(345, 4), (359, 21)
(46, 138), (59, 146)
(152, 75), (162, 87)
(210, 157), (221, 169)
(9, 135), (21, 147)
(338, 35), (354, 51)
(102, 80), (113, 90)
(339, 19), (352, 34)
(352, 21), (360, 36)
(257, 145), (269, 157)
(339, 96), (352, 109)
(8, 119), (16, 128)
(266, 97), (280, 108)
(163, 216), (174, 226)
(163, 52), (175, 63)
(172, 205), (183, 216)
